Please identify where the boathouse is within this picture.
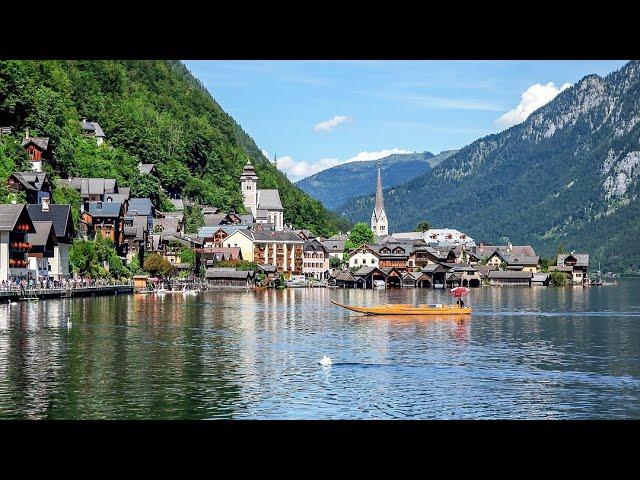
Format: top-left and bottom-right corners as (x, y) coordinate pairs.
(205, 268), (255, 288)
(334, 271), (365, 288)
(488, 270), (532, 286)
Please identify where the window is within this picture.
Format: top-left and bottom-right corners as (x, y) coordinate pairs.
(354, 259), (358, 264)
(371, 258), (375, 264)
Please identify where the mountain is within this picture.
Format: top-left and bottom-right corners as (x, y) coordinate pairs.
(338, 61), (640, 273)
(296, 150), (457, 211)
(0, 60), (350, 237)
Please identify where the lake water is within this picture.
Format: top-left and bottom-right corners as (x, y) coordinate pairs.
(1, 279), (639, 419)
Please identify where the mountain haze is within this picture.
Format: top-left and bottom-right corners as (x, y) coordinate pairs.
(339, 61), (640, 273)
(297, 150), (456, 211)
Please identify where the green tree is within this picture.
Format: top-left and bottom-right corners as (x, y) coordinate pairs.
(183, 204), (205, 234)
(52, 185), (82, 230)
(143, 253), (174, 277)
(329, 256), (342, 269)
(415, 221), (431, 232)
(344, 222), (375, 253)
(548, 270), (568, 286)
(557, 244), (566, 255)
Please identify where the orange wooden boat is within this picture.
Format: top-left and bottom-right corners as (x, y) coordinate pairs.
(331, 299), (472, 316)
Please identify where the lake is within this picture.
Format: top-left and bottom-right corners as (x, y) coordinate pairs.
(1, 279), (639, 419)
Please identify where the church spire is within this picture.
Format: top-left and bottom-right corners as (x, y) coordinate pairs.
(374, 160), (384, 215)
(371, 160), (388, 237)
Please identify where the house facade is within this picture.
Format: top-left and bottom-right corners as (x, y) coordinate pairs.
(22, 130), (51, 173)
(0, 204), (37, 282)
(302, 239), (329, 280)
(27, 203), (74, 279)
(348, 244), (380, 269)
(556, 252), (590, 284)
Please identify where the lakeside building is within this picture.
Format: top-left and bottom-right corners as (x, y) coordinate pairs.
(553, 252), (590, 284)
(486, 249), (540, 273)
(302, 239), (329, 280)
(205, 268), (255, 288)
(26, 203), (74, 280)
(370, 161), (388, 238)
(0, 204), (37, 282)
(392, 229), (475, 248)
(27, 221), (58, 279)
(240, 160), (284, 230)
(488, 270), (533, 286)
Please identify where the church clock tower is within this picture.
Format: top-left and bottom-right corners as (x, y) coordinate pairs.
(240, 159), (258, 217)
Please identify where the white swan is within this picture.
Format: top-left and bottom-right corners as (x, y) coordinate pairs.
(66, 316), (72, 329)
(319, 355), (332, 367)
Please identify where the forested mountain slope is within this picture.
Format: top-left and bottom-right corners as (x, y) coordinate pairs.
(0, 60), (350, 236)
(297, 150), (456, 211)
(339, 61), (640, 273)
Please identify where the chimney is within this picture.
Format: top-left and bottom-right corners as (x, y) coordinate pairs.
(25, 128), (29, 139)
(42, 197), (50, 212)
(507, 242), (512, 252)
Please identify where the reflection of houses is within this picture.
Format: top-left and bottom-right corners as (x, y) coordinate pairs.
(205, 268), (255, 288)
(27, 203), (74, 279)
(27, 221), (58, 279)
(7, 172), (52, 204)
(22, 130), (51, 173)
(554, 252), (590, 284)
(488, 270), (532, 286)
(0, 204), (37, 281)
(302, 239), (329, 280)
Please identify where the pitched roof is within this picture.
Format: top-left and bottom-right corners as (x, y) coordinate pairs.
(26, 204), (73, 240)
(127, 198), (154, 217)
(9, 172), (49, 191)
(29, 221), (58, 247)
(557, 253), (590, 267)
(488, 270), (533, 279)
(0, 204), (29, 231)
(257, 189), (283, 210)
(138, 163), (155, 175)
(169, 198), (184, 211)
(22, 136), (49, 150)
(252, 230), (304, 243)
(57, 177), (118, 196)
(304, 239), (328, 253)
(321, 238), (346, 252)
(205, 268), (254, 279)
(80, 119), (105, 137)
(88, 201), (123, 218)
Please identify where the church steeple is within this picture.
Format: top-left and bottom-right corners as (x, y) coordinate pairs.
(371, 160), (388, 237)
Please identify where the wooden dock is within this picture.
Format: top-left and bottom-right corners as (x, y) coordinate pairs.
(0, 285), (133, 302)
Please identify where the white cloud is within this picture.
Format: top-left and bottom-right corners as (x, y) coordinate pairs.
(313, 115), (349, 132)
(276, 148), (413, 181)
(494, 82), (572, 129)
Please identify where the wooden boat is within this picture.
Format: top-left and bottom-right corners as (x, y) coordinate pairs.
(331, 299), (471, 316)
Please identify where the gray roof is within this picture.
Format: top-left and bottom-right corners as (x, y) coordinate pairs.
(304, 239), (328, 253)
(127, 198), (154, 217)
(169, 198), (184, 211)
(80, 119), (105, 137)
(57, 177), (118, 196)
(252, 230), (304, 243)
(153, 216), (182, 234)
(88, 201), (123, 218)
(205, 268), (254, 279)
(105, 193), (129, 204)
(26, 204), (73, 241)
(22, 136), (50, 150)
(204, 213), (227, 226)
(488, 270), (533, 279)
(257, 189), (283, 210)
(557, 253), (590, 267)
(532, 273), (549, 282)
(491, 251), (540, 266)
(29, 221), (57, 247)
(138, 163), (155, 175)
(124, 216), (148, 240)
(9, 172), (49, 191)
(322, 239), (345, 252)
(0, 204), (28, 231)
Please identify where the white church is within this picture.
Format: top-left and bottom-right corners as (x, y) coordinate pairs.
(240, 160), (284, 231)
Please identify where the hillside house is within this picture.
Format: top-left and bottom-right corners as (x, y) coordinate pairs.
(321, 233), (347, 260)
(240, 160), (284, 230)
(84, 201), (125, 248)
(556, 252), (590, 284)
(7, 172), (52, 204)
(80, 118), (106, 145)
(27, 221), (58, 279)
(22, 130), (51, 173)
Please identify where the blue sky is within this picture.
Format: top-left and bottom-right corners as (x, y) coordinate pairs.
(183, 60), (627, 181)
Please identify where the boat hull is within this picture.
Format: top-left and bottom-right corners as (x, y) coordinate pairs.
(331, 299), (472, 316)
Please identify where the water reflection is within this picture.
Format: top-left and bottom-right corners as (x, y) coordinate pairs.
(0, 280), (639, 418)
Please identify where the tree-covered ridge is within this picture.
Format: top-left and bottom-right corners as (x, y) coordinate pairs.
(0, 60), (350, 237)
(339, 61), (640, 273)
(297, 151), (459, 211)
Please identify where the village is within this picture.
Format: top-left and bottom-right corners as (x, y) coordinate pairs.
(0, 121), (593, 296)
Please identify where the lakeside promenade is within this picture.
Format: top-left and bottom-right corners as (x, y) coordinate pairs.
(0, 283), (133, 301)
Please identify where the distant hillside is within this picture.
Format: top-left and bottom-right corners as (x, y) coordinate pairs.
(0, 60), (350, 237)
(338, 61), (640, 273)
(297, 150), (456, 211)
